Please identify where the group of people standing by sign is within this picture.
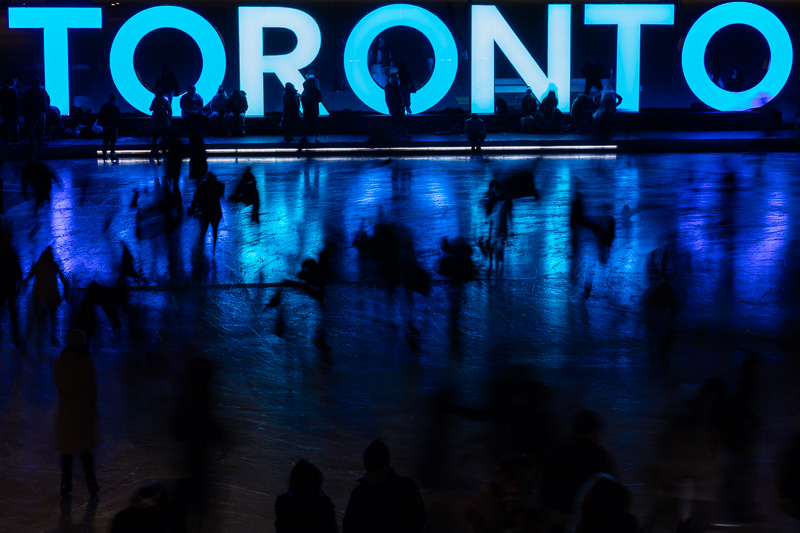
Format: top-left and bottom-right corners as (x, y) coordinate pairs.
(148, 64), (250, 154)
(280, 73), (324, 143)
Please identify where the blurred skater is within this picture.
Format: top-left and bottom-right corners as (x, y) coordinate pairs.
(354, 220), (430, 349)
(439, 236), (476, 350)
(73, 281), (123, 345)
(24, 246), (69, 344)
(229, 166), (260, 223)
(21, 154), (61, 213)
(188, 172), (225, 255)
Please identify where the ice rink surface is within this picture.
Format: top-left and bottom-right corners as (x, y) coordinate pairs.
(2, 152), (800, 532)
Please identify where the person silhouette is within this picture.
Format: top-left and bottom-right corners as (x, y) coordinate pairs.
(592, 81), (623, 138)
(342, 439), (426, 533)
(209, 86), (230, 136)
(521, 87), (539, 117)
(162, 133), (185, 190)
(384, 72), (410, 138)
(149, 88), (172, 159)
(54, 329), (99, 498)
(99, 93), (121, 161)
(229, 89), (248, 137)
(73, 281), (123, 345)
(229, 166), (260, 223)
(155, 64), (180, 105)
(397, 62), (416, 96)
(301, 76), (324, 143)
(188, 172), (225, 254)
(465, 113), (486, 152)
(275, 459), (338, 533)
(539, 84), (561, 132)
(188, 133), (208, 183)
(0, 227), (22, 344)
(21, 77), (49, 145)
(180, 83), (204, 134)
(21, 155), (61, 213)
(282, 82), (300, 141)
(24, 246), (69, 343)
(150, 89), (172, 157)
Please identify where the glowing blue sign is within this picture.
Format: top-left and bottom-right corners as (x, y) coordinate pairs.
(682, 2), (792, 111)
(6, 2), (798, 118)
(472, 5), (571, 114)
(109, 6), (226, 117)
(8, 8), (103, 114)
(585, 4), (674, 112)
(343, 4), (458, 115)
(239, 7), (326, 117)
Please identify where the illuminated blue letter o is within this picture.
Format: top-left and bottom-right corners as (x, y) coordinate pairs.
(682, 2), (792, 111)
(344, 4), (458, 114)
(110, 6), (226, 116)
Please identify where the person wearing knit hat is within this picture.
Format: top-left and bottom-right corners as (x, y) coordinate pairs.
(54, 329), (99, 498)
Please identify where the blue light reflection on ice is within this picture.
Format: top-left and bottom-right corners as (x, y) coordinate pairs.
(2, 153), (799, 364)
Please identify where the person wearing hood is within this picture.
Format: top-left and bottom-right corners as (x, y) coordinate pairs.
(343, 439), (426, 533)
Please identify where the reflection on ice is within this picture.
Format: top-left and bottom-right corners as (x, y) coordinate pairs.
(2, 152), (800, 532)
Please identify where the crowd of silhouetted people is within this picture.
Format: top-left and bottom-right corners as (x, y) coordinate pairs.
(1, 56), (634, 157)
(89, 366), (799, 533)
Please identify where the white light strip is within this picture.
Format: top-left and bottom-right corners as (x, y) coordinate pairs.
(96, 149), (153, 155)
(99, 144), (617, 158)
(98, 153), (617, 165)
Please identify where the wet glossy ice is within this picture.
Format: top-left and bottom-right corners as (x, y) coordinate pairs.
(1, 152), (800, 532)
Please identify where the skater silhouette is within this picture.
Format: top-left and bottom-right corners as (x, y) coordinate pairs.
(229, 166), (260, 223)
(188, 172), (225, 255)
(24, 246), (69, 343)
